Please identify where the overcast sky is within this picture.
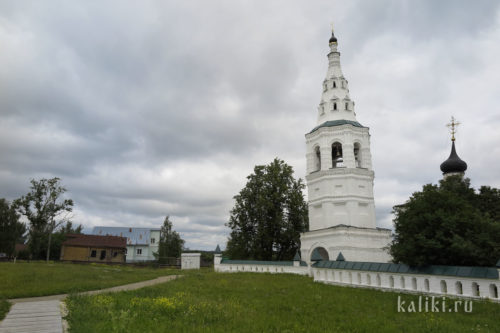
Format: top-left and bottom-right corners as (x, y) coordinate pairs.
(1, 1), (499, 250)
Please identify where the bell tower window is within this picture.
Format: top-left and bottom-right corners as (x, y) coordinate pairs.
(345, 102), (349, 110)
(331, 97), (339, 111)
(314, 146), (321, 172)
(333, 81), (336, 88)
(354, 143), (361, 168)
(319, 102), (325, 115)
(332, 142), (344, 168)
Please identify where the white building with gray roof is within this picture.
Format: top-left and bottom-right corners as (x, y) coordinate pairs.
(92, 226), (160, 262)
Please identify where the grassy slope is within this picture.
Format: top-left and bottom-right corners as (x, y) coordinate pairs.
(0, 262), (177, 299)
(65, 271), (500, 333)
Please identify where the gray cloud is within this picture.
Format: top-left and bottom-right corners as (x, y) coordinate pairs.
(1, 1), (500, 249)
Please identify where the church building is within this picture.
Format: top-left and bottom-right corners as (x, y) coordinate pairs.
(215, 30), (500, 302)
(300, 30), (393, 264)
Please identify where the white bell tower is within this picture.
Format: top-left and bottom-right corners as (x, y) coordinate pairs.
(300, 29), (392, 264)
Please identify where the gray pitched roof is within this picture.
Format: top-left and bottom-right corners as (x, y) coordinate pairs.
(92, 226), (159, 245)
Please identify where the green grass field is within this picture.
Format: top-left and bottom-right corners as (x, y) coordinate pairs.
(65, 271), (500, 333)
(0, 261), (178, 319)
(0, 262), (178, 299)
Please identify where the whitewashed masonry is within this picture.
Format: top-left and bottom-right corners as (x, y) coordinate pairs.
(300, 30), (392, 265)
(214, 254), (500, 302)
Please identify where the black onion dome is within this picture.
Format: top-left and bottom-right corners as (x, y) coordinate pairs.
(329, 32), (337, 44)
(440, 141), (467, 174)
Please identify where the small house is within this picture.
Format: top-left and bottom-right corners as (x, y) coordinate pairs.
(91, 227), (160, 262)
(60, 234), (127, 263)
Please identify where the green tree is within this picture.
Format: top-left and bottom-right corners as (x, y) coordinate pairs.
(156, 216), (185, 263)
(14, 178), (74, 261)
(390, 175), (500, 267)
(477, 186), (500, 221)
(0, 198), (26, 257)
(225, 158), (308, 261)
(39, 221), (83, 260)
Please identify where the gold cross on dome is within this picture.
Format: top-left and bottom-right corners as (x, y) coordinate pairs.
(331, 22), (334, 34)
(446, 116), (460, 141)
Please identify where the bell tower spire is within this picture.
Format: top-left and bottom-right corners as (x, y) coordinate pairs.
(317, 26), (357, 124)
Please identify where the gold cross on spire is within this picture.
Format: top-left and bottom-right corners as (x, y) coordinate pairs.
(446, 116), (460, 141)
(331, 22), (334, 34)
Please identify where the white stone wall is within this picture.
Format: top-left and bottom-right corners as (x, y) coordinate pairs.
(312, 267), (500, 302)
(181, 253), (201, 270)
(214, 258), (500, 302)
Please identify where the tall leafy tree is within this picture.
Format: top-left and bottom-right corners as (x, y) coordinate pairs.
(39, 221), (83, 260)
(14, 178), (73, 261)
(477, 186), (500, 221)
(156, 216), (185, 263)
(226, 158), (308, 260)
(0, 198), (26, 257)
(390, 175), (500, 267)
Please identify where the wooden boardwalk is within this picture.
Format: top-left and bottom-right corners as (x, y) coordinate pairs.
(0, 301), (62, 333)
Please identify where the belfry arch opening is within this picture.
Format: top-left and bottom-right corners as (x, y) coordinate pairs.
(311, 247), (329, 261)
(354, 142), (361, 168)
(332, 142), (343, 168)
(314, 146), (321, 172)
